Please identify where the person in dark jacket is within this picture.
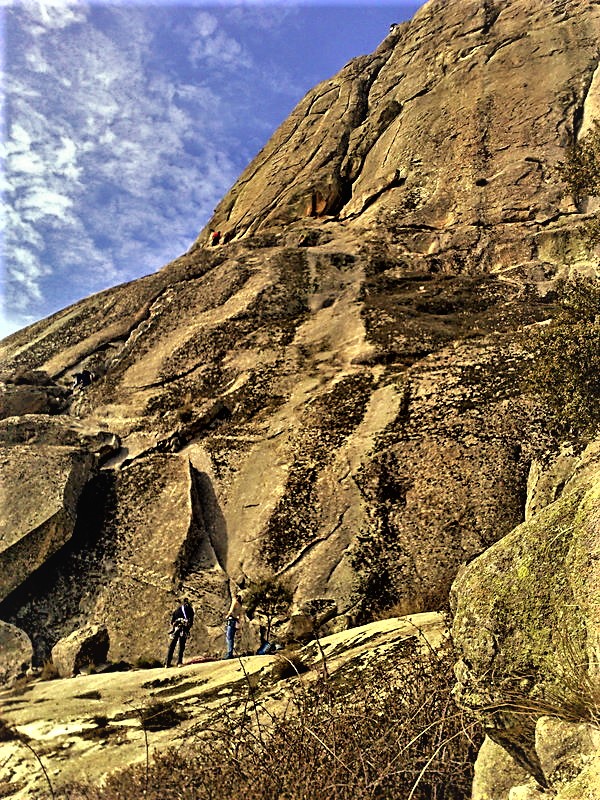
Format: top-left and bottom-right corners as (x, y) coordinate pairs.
(165, 597), (194, 667)
(72, 369), (94, 391)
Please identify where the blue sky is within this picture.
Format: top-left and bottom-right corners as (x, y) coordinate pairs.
(1, 0), (422, 339)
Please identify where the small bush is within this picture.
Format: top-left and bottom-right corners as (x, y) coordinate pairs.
(10, 676), (34, 696)
(244, 575), (293, 641)
(74, 690), (102, 700)
(134, 657), (162, 670)
(40, 660), (60, 681)
(79, 716), (114, 741)
(139, 701), (187, 731)
(0, 718), (19, 743)
(271, 651), (310, 680)
(374, 600), (419, 621)
(176, 392), (194, 423)
(485, 625), (600, 728)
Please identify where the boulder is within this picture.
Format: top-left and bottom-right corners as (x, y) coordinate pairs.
(0, 415), (120, 461)
(452, 443), (600, 782)
(0, 445), (94, 601)
(535, 716), (600, 789)
(51, 624), (110, 677)
(0, 376), (69, 419)
(471, 736), (530, 800)
(472, 718), (600, 799)
(0, 621), (33, 686)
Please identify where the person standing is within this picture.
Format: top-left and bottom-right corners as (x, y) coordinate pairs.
(165, 597), (194, 667)
(224, 593), (243, 659)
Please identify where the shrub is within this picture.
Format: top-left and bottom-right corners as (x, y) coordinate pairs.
(55, 641), (482, 800)
(524, 275), (600, 438)
(557, 120), (600, 203)
(134, 657), (163, 670)
(244, 576), (293, 641)
(0, 718), (19, 743)
(40, 659), (60, 681)
(139, 701), (187, 731)
(270, 651), (310, 680)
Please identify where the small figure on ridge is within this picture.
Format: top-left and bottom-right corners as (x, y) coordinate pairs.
(72, 369), (94, 391)
(224, 593), (243, 659)
(165, 597), (194, 667)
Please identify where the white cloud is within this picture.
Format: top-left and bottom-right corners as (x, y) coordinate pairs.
(8, 150), (45, 175)
(14, 0), (88, 32)
(2, 2), (300, 324)
(19, 187), (74, 217)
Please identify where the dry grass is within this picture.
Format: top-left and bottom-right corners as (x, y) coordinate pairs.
(41, 660), (60, 681)
(480, 626), (600, 728)
(53, 640), (482, 800)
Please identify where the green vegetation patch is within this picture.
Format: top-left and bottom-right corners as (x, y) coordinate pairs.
(524, 275), (600, 440)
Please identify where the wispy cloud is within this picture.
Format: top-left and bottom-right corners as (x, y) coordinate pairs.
(1, 1), (282, 334)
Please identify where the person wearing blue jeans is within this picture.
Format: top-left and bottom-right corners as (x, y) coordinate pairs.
(224, 593), (243, 659)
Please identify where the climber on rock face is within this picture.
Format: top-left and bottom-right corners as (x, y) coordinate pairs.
(165, 597), (194, 667)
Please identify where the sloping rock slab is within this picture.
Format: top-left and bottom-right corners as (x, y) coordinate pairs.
(0, 612), (445, 798)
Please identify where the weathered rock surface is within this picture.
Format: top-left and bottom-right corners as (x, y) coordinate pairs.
(2, 454), (232, 664)
(471, 735), (530, 800)
(0, 621), (33, 687)
(0, 0), (599, 670)
(472, 717), (600, 800)
(0, 415), (120, 458)
(0, 371), (70, 419)
(0, 445), (94, 601)
(197, 0), (599, 260)
(0, 612), (446, 798)
(452, 441), (600, 791)
(51, 624), (110, 678)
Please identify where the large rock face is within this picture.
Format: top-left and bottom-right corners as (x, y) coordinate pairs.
(196, 0), (598, 255)
(0, 0), (599, 665)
